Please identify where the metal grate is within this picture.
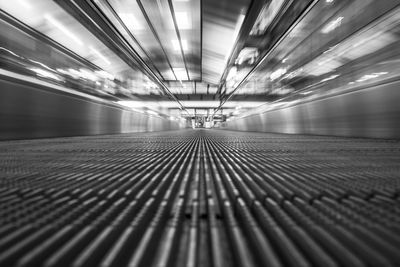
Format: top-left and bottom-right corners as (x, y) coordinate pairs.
(0, 130), (400, 267)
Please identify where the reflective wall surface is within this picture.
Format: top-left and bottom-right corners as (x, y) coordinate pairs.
(221, 0), (400, 138)
(0, 75), (183, 140)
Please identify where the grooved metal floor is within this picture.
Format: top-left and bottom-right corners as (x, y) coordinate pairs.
(1, 130), (400, 267)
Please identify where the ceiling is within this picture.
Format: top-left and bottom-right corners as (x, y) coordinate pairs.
(0, 0), (259, 115)
(4, 0), (393, 121)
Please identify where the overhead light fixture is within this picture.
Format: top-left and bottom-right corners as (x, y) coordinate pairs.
(173, 67), (189, 80)
(89, 46), (111, 65)
(172, 39), (188, 51)
(44, 14), (83, 46)
(321, 17), (344, 34)
(118, 13), (144, 30)
(174, 12), (191, 30)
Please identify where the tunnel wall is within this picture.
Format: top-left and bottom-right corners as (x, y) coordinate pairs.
(0, 76), (182, 140)
(222, 80), (400, 139)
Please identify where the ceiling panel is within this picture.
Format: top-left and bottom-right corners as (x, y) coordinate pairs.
(202, 0), (252, 84)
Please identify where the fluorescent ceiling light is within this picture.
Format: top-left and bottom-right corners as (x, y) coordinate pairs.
(321, 17), (344, 34)
(118, 13), (144, 30)
(175, 12), (191, 29)
(44, 14), (83, 46)
(173, 67), (188, 80)
(89, 46), (111, 65)
(172, 39), (188, 51)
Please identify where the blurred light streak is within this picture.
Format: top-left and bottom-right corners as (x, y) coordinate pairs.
(175, 12), (191, 29)
(89, 46), (111, 65)
(270, 68), (287, 81)
(172, 39), (188, 51)
(17, 0), (32, 9)
(356, 72), (388, 82)
(28, 59), (54, 71)
(118, 13), (144, 30)
(173, 67), (189, 80)
(320, 74), (339, 83)
(224, 14), (245, 63)
(321, 17), (344, 34)
(0, 47), (23, 58)
(30, 68), (62, 81)
(44, 15), (83, 46)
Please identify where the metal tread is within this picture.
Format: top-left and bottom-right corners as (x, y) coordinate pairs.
(0, 129), (400, 267)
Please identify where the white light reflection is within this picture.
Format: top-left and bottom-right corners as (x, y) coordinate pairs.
(321, 17), (344, 34)
(44, 15), (83, 46)
(173, 67), (188, 80)
(30, 68), (61, 81)
(95, 70), (114, 80)
(356, 72), (388, 82)
(0, 47), (23, 58)
(320, 74), (339, 83)
(172, 39), (188, 51)
(175, 12), (191, 30)
(224, 14), (245, 62)
(118, 13), (144, 30)
(89, 46), (111, 65)
(17, 0), (32, 9)
(270, 68), (287, 81)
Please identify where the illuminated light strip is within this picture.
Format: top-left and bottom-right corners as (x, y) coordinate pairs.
(44, 14), (83, 46)
(89, 46), (111, 65)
